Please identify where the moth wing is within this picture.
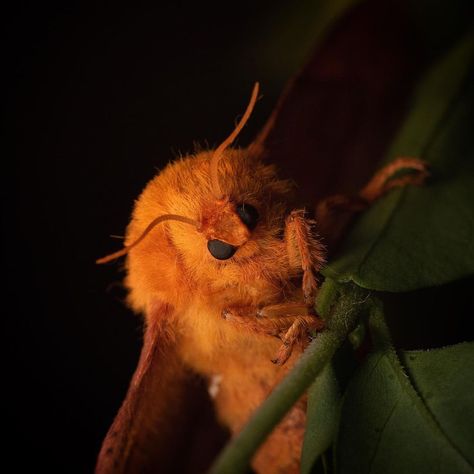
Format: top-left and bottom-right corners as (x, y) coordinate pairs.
(96, 301), (195, 473)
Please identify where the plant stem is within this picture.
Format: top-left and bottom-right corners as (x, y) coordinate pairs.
(209, 280), (369, 474)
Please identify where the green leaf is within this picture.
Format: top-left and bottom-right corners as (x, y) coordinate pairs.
(335, 341), (474, 474)
(301, 364), (340, 474)
(324, 34), (474, 291)
(400, 343), (474, 467)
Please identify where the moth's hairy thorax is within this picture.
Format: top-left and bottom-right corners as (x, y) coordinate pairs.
(177, 296), (272, 367)
(177, 293), (298, 434)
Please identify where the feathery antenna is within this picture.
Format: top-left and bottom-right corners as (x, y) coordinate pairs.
(210, 82), (260, 199)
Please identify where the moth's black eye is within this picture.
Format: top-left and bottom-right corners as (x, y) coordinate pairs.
(236, 203), (259, 231)
(207, 239), (237, 260)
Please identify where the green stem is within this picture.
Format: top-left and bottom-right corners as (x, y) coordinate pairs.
(209, 280), (369, 474)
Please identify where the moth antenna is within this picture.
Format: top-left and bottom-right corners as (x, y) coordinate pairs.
(96, 214), (199, 264)
(210, 82), (260, 199)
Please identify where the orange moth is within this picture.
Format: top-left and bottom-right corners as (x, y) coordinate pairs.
(95, 83), (427, 474)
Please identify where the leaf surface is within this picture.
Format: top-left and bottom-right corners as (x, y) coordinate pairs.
(325, 35), (474, 291)
(336, 342), (474, 474)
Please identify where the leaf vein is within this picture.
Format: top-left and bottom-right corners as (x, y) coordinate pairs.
(387, 349), (474, 471)
(367, 395), (401, 474)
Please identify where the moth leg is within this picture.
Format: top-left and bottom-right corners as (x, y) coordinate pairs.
(273, 315), (325, 366)
(222, 306), (286, 337)
(223, 303), (324, 365)
(260, 302), (325, 366)
(359, 157), (428, 202)
(257, 302), (312, 318)
(316, 157), (428, 249)
(284, 210), (326, 304)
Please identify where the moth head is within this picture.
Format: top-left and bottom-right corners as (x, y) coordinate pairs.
(96, 83), (275, 266)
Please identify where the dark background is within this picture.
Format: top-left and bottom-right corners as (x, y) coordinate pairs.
(5, 2), (294, 471)
(4, 1), (473, 473)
